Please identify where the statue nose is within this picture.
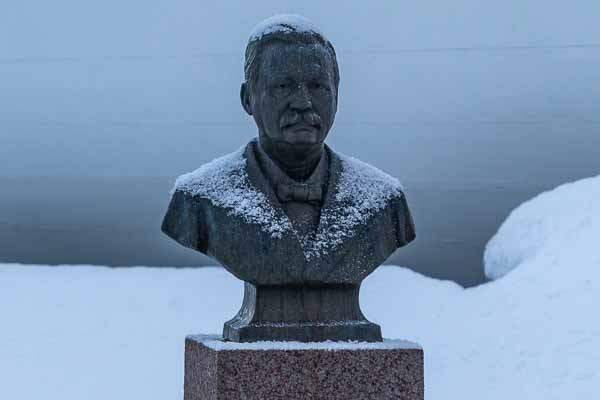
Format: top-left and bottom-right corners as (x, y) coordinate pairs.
(289, 85), (312, 110)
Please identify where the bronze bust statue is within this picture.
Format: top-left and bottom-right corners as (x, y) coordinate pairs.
(162, 15), (415, 342)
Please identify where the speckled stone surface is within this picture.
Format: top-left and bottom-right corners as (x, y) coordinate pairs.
(184, 335), (424, 400)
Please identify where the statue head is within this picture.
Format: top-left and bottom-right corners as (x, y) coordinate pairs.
(241, 15), (339, 167)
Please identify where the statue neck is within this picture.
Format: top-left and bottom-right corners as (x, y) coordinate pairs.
(258, 137), (324, 182)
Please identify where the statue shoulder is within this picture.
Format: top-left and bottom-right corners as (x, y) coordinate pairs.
(333, 152), (415, 245)
(171, 145), (247, 199)
(335, 152), (406, 204)
(162, 144), (249, 253)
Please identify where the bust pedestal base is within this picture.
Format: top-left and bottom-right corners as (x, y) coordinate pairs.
(184, 334), (424, 400)
(223, 282), (382, 342)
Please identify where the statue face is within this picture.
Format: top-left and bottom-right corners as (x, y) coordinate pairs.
(245, 41), (338, 149)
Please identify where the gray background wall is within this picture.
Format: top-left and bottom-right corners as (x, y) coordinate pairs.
(1, 1), (599, 286)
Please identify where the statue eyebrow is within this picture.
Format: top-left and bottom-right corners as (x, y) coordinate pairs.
(275, 65), (326, 77)
(264, 73), (291, 83)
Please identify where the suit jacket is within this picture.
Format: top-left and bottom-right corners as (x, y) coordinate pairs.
(162, 138), (415, 285)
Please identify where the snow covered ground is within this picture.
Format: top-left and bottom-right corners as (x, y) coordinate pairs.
(1, 175), (599, 399)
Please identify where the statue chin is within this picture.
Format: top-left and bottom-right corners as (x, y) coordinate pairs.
(261, 133), (324, 159)
(278, 138), (324, 156)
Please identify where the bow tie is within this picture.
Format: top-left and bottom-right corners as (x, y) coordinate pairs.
(276, 183), (323, 204)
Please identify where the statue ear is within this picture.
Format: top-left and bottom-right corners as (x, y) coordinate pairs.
(334, 85), (339, 111)
(240, 82), (252, 116)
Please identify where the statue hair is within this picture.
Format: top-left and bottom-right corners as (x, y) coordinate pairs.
(244, 30), (340, 91)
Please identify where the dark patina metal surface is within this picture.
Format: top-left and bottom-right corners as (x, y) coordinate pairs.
(162, 18), (415, 342)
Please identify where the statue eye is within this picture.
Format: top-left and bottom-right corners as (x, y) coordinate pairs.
(278, 83), (287, 89)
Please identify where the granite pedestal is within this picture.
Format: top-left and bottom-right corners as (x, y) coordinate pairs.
(184, 335), (424, 400)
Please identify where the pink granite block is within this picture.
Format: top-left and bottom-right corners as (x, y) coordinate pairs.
(184, 335), (424, 400)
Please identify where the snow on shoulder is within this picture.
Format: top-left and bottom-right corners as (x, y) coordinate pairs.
(172, 145), (292, 238)
(337, 154), (404, 209)
(248, 14), (325, 42)
(484, 175), (600, 280)
(298, 153), (404, 259)
(170, 144), (405, 259)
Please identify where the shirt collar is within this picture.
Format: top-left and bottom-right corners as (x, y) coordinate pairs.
(254, 139), (329, 189)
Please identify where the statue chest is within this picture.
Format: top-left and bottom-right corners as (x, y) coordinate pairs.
(198, 197), (399, 286)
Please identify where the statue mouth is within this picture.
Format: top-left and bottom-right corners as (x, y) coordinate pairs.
(281, 122), (320, 132)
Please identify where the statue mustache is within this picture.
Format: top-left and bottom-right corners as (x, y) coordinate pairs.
(280, 112), (322, 129)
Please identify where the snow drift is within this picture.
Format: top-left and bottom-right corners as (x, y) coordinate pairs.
(1, 175), (598, 399)
(484, 175), (600, 280)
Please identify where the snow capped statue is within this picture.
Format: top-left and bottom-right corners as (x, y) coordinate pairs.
(162, 15), (415, 342)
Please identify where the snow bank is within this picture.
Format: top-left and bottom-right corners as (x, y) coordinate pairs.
(484, 175), (600, 280)
(1, 175), (598, 399)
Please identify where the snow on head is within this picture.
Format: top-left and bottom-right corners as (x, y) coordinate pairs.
(484, 175), (600, 280)
(173, 146), (292, 238)
(248, 14), (325, 42)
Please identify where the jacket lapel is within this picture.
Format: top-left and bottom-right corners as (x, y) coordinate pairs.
(242, 141), (374, 282)
(243, 140), (288, 219)
(300, 146), (354, 280)
(243, 140), (306, 281)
